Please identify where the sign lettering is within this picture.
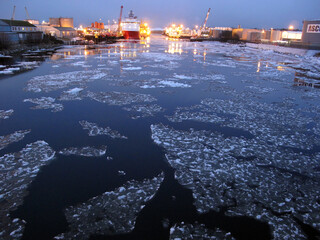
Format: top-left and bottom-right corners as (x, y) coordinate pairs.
(307, 24), (320, 33)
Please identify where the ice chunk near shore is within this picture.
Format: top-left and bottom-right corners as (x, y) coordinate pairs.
(0, 130), (31, 151)
(87, 91), (157, 106)
(79, 120), (128, 139)
(59, 146), (107, 157)
(0, 109), (14, 119)
(123, 104), (164, 119)
(59, 88), (85, 101)
(25, 70), (106, 92)
(0, 67), (20, 74)
(0, 141), (55, 239)
(170, 223), (235, 240)
(56, 173), (164, 239)
(24, 97), (64, 112)
(15, 61), (40, 70)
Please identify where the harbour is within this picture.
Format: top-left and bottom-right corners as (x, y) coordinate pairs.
(0, 1), (320, 240)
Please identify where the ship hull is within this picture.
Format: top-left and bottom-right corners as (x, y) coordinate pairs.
(123, 30), (140, 39)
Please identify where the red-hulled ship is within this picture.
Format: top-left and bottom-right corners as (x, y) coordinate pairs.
(121, 10), (140, 39)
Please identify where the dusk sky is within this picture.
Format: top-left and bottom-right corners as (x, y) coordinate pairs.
(1, 0), (319, 29)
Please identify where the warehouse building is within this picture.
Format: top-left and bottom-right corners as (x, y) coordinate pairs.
(301, 20), (320, 49)
(0, 19), (42, 46)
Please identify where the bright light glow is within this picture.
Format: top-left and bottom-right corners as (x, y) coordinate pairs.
(289, 25), (294, 30)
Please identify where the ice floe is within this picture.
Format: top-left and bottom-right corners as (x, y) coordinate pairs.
(79, 120), (127, 139)
(55, 173), (164, 239)
(87, 91), (157, 106)
(0, 141), (55, 239)
(71, 61), (92, 68)
(0, 130), (31, 151)
(123, 104), (164, 119)
(24, 97), (64, 112)
(58, 88), (85, 101)
(142, 52), (183, 62)
(122, 67), (142, 71)
(25, 70), (107, 92)
(0, 109), (14, 119)
(139, 79), (191, 89)
(59, 146), (107, 157)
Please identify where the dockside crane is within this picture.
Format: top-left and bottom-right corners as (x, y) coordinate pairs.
(201, 8), (211, 31)
(11, 5), (16, 20)
(25, 6), (30, 20)
(118, 5), (123, 36)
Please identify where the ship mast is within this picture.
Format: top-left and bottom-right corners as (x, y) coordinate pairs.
(118, 5), (123, 36)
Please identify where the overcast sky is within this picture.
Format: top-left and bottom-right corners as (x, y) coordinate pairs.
(1, 0), (319, 29)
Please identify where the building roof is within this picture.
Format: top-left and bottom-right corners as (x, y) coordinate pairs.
(0, 19), (36, 27)
(54, 27), (76, 31)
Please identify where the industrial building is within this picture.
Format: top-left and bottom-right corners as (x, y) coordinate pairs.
(36, 17), (77, 40)
(301, 20), (320, 49)
(0, 19), (42, 46)
(49, 17), (74, 28)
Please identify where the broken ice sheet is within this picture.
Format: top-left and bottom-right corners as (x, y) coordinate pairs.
(0, 141), (55, 239)
(58, 88), (85, 101)
(0, 130), (31, 151)
(25, 70), (107, 92)
(167, 94), (318, 150)
(59, 146), (107, 157)
(151, 124), (320, 239)
(169, 223), (235, 240)
(123, 104), (164, 119)
(0, 109), (14, 119)
(56, 173), (164, 239)
(87, 91), (157, 106)
(24, 97), (63, 112)
(79, 120), (127, 139)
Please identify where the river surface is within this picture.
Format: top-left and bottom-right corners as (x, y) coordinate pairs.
(0, 35), (320, 240)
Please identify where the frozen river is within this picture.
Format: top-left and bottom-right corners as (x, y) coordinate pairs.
(0, 35), (320, 240)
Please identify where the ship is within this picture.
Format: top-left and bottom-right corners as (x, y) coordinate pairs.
(121, 10), (140, 39)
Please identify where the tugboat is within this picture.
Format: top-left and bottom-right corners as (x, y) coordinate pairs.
(121, 10), (140, 39)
